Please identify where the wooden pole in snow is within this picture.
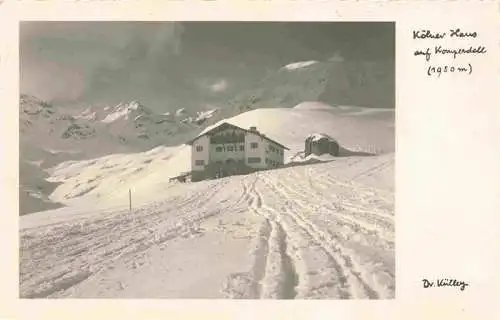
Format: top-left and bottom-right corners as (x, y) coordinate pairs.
(129, 188), (132, 213)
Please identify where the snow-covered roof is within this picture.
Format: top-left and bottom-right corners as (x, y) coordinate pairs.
(186, 122), (290, 150)
(306, 133), (338, 143)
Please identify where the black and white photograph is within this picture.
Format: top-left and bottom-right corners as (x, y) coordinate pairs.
(19, 21), (395, 299)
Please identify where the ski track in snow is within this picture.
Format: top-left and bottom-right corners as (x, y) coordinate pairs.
(259, 175), (386, 299)
(20, 158), (394, 299)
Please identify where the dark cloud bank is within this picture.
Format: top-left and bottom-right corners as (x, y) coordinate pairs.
(20, 22), (395, 112)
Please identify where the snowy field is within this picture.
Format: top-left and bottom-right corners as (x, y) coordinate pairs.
(20, 153), (394, 299)
(19, 103), (395, 299)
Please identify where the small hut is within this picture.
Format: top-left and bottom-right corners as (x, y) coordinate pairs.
(304, 133), (340, 157)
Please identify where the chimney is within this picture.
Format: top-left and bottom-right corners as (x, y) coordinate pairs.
(249, 126), (257, 132)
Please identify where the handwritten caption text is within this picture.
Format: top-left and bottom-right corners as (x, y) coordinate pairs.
(412, 28), (487, 78)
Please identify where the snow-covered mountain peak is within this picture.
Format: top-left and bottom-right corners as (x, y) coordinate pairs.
(127, 100), (140, 109)
(74, 107), (98, 121)
(188, 108), (220, 125)
(282, 60), (319, 71)
(175, 108), (187, 117)
(101, 100), (152, 123)
(224, 60), (332, 111)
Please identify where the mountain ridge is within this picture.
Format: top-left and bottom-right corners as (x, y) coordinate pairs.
(19, 58), (394, 215)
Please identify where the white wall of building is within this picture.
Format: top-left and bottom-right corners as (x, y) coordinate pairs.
(264, 141), (285, 167)
(190, 127), (286, 173)
(244, 132), (267, 169)
(191, 135), (210, 171)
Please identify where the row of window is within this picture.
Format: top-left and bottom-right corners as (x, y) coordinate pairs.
(267, 145), (284, 155)
(209, 133), (245, 144)
(196, 143), (283, 157)
(195, 157), (261, 166)
(247, 157), (261, 164)
(265, 158), (280, 166)
(215, 159), (244, 164)
(195, 157), (283, 167)
(196, 142), (260, 153)
(266, 149), (284, 156)
(216, 145), (244, 152)
(214, 157), (261, 164)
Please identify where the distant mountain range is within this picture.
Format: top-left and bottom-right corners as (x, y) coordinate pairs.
(19, 58), (394, 214)
(20, 95), (218, 214)
(20, 95), (210, 161)
(223, 59), (394, 111)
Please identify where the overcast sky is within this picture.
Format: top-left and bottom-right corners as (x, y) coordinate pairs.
(20, 22), (395, 112)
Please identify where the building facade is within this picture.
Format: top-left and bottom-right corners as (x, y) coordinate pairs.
(187, 123), (289, 181)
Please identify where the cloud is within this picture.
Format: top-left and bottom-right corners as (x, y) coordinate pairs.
(19, 22), (395, 111)
(20, 22), (184, 103)
(21, 59), (85, 102)
(210, 79), (228, 93)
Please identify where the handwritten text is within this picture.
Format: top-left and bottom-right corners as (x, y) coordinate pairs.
(422, 278), (470, 291)
(412, 27), (486, 77)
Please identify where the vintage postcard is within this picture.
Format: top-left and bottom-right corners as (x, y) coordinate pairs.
(1, 0), (499, 319)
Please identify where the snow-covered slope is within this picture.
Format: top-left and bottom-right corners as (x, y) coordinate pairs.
(19, 97), (395, 299)
(20, 154), (394, 299)
(19, 96), (202, 215)
(224, 60), (331, 111)
(221, 59), (394, 113)
(42, 103), (393, 208)
(201, 103), (394, 156)
(46, 145), (190, 208)
(293, 101), (337, 111)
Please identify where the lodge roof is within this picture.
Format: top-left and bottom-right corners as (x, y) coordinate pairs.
(305, 133), (339, 143)
(185, 122), (290, 150)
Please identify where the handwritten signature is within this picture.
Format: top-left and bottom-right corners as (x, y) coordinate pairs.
(422, 278), (470, 291)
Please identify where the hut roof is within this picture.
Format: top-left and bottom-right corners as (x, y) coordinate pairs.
(306, 133), (338, 143)
(186, 122), (290, 150)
